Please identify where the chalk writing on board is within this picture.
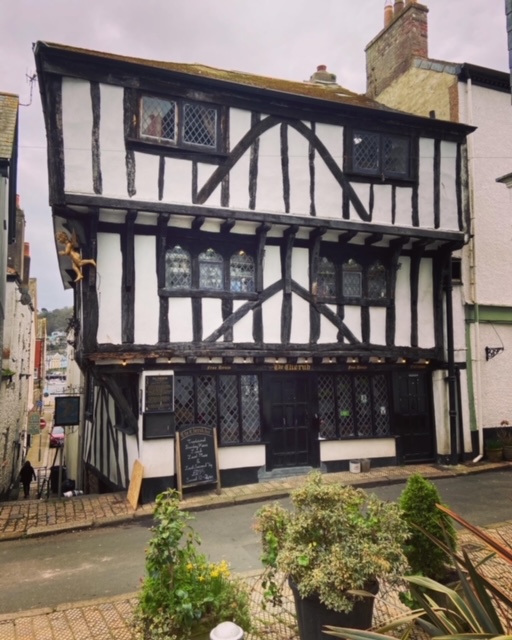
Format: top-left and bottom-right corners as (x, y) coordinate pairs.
(179, 425), (217, 487)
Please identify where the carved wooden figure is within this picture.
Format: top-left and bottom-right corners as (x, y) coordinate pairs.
(56, 230), (96, 282)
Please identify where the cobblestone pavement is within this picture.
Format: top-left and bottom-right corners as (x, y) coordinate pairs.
(0, 459), (511, 639)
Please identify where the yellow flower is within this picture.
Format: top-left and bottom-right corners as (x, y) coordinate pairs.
(198, 575), (205, 582)
(211, 569), (219, 578)
(186, 563), (194, 570)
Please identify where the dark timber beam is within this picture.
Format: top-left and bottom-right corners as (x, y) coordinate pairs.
(365, 233), (384, 246)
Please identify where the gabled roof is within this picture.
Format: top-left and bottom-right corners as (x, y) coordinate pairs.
(0, 93), (19, 160)
(34, 41), (396, 113)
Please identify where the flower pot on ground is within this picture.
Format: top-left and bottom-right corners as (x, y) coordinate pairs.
(485, 438), (504, 462)
(254, 472), (408, 640)
(497, 424), (512, 460)
(133, 489), (251, 640)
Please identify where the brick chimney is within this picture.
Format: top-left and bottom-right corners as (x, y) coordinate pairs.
(365, 1), (429, 99)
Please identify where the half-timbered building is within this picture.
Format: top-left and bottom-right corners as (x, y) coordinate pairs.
(34, 42), (474, 500)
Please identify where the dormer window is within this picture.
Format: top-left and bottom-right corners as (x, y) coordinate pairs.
(140, 96), (220, 150)
(347, 129), (412, 180)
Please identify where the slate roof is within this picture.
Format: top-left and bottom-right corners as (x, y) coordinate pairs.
(0, 92), (19, 160)
(35, 41), (394, 112)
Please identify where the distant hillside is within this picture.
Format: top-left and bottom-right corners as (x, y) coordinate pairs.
(39, 307), (73, 336)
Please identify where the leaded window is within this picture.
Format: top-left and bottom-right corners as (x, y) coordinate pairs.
(350, 130), (411, 179)
(183, 103), (217, 148)
(368, 261), (387, 299)
(174, 373), (261, 445)
(199, 248), (224, 290)
(317, 257), (336, 298)
(342, 259), (363, 298)
(230, 252), (255, 292)
(165, 246), (191, 289)
(140, 97), (176, 142)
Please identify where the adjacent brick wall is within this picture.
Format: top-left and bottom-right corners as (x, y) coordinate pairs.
(366, 3), (429, 99)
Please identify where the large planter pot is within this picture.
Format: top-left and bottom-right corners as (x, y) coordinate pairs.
(486, 447), (504, 462)
(503, 444), (512, 461)
(289, 578), (378, 640)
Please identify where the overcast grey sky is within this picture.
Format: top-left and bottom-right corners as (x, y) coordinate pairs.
(0, 0), (508, 311)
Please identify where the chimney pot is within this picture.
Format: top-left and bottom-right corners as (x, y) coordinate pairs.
(317, 65), (327, 72)
(394, 0), (404, 15)
(384, 0), (393, 26)
(310, 65), (337, 84)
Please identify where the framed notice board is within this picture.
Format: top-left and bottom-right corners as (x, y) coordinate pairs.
(176, 425), (221, 498)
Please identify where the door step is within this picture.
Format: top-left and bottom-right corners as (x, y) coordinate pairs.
(258, 466), (318, 481)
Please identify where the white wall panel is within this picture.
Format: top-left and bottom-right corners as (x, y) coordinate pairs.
(349, 182), (370, 221)
(288, 126), (311, 215)
(99, 84), (126, 198)
(229, 108), (252, 210)
(394, 187), (413, 227)
(395, 256), (411, 346)
(219, 445), (265, 469)
(320, 438), (395, 461)
(169, 298), (194, 342)
(199, 162), (221, 207)
(440, 141), (458, 231)
(418, 138), (435, 229)
(232, 300), (254, 343)
(163, 158), (192, 203)
(62, 77), (93, 194)
(370, 307), (387, 345)
(318, 305), (339, 344)
(263, 246), (281, 288)
(134, 152), (159, 201)
(417, 258), (435, 348)
(262, 292), (283, 343)
(343, 306), (362, 342)
(134, 235), (159, 343)
(202, 298), (223, 340)
(314, 123), (343, 219)
(256, 125), (284, 212)
(290, 293), (310, 343)
(371, 184), (392, 225)
(139, 439), (175, 478)
(292, 247), (309, 289)
(96, 232), (122, 344)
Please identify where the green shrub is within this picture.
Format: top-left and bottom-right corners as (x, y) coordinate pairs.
(399, 473), (456, 582)
(133, 489), (251, 640)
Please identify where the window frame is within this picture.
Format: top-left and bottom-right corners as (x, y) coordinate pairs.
(137, 93), (224, 154)
(345, 128), (414, 182)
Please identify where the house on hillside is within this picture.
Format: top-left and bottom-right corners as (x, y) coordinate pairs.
(365, 0), (512, 457)
(35, 41), (473, 500)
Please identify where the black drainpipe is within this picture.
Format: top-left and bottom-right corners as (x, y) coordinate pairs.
(444, 255), (459, 464)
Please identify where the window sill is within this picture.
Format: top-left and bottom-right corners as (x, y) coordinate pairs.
(126, 137), (227, 163)
(160, 289), (258, 301)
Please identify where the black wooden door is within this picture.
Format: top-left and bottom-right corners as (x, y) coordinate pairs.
(393, 372), (435, 463)
(266, 376), (312, 469)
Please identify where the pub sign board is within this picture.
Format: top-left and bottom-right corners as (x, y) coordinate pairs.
(176, 424), (221, 497)
(54, 396), (81, 426)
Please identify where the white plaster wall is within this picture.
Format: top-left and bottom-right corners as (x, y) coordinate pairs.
(350, 182), (370, 221)
(218, 445), (265, 469)
(370, 307), (387, 345)
(320, 438), (396, 462)
(228, 109), (252, 210)
(395, 256), (411, 347)
(169, 298), (194, 342)
(99, 84), (126, 198)
(262, 292), (283, 343)
(202, 298), (223, 341)
(290, 293), (310, 343)
(476, 323), (512, 427)
(255, 125), (283, 212)
(314, 123), (343, 219)
(291, 247), (309, 289)
(263, 246), (281, 288)
(432, 369), (449, 455)
(343, 306), (362, 342)
(139, 438), (175, 478)
(232, 300), (254, 343)
(418, 138), (435, 230)
(458, 368), (473, 454)
(318, 305), (339, 344)
(62, 77), (93, 194)
(372, 184), (393, 225)
(96, 232), (122, 344)
(417, 258), (435, 349)
(198, 163), (221, 208)
(134, 235), (159, 344)
(134, 152), (159, 201)
(395, 187), (413, 227)
(288, 126), (310, 215)
(440, 141), (458, 231)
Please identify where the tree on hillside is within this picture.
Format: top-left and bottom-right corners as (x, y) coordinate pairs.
(39, 307), (73, 335)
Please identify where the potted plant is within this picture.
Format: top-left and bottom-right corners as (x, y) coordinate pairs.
(254, 472), (409, 640)
(398, 474), (457, 608)
(485, 437), (504, 462)
(133, 489), (251, 640)
(498, 422), (512, 461)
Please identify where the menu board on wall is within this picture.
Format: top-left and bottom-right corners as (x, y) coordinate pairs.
(144, 375), (174, 413)
(176, 425), (221, 496)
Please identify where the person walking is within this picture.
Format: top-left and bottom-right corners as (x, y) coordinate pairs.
(19, 461), (36, 499)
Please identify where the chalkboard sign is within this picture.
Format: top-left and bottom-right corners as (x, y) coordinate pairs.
(176, 425), (221, 497)
(144, 375), (174, 412)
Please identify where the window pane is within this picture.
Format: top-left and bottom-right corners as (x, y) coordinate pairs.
(219, 376), (239, 444)
(199, 248), (224, 289)
(241, 375), (261, 441)
(336, 375), (355, 437)
(197, 376), (217, 427)
(368, 261), (387, 299)
(354, 375), (372, 437)
(183, 102), (217, 148)
(342, 259), (362, 297)
(383, 135), (409, 175)
(353, 131), (379, 172)
(317, 257), (336, 298)
(140, 97), (176, 142)
(230, 252), (255, 292)
(174, 376), (195, 425)
(165, 246), (191, 289)
(318, 375), (337, 438)
(372, 375), (390, 436)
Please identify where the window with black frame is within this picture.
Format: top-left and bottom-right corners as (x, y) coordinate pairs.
(316, 252), (388, 304)
(174, 374), (261, 445)
(165, 243), (256, 294)
(347, 129), (411, 180)
(317, 373), (391, 439)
